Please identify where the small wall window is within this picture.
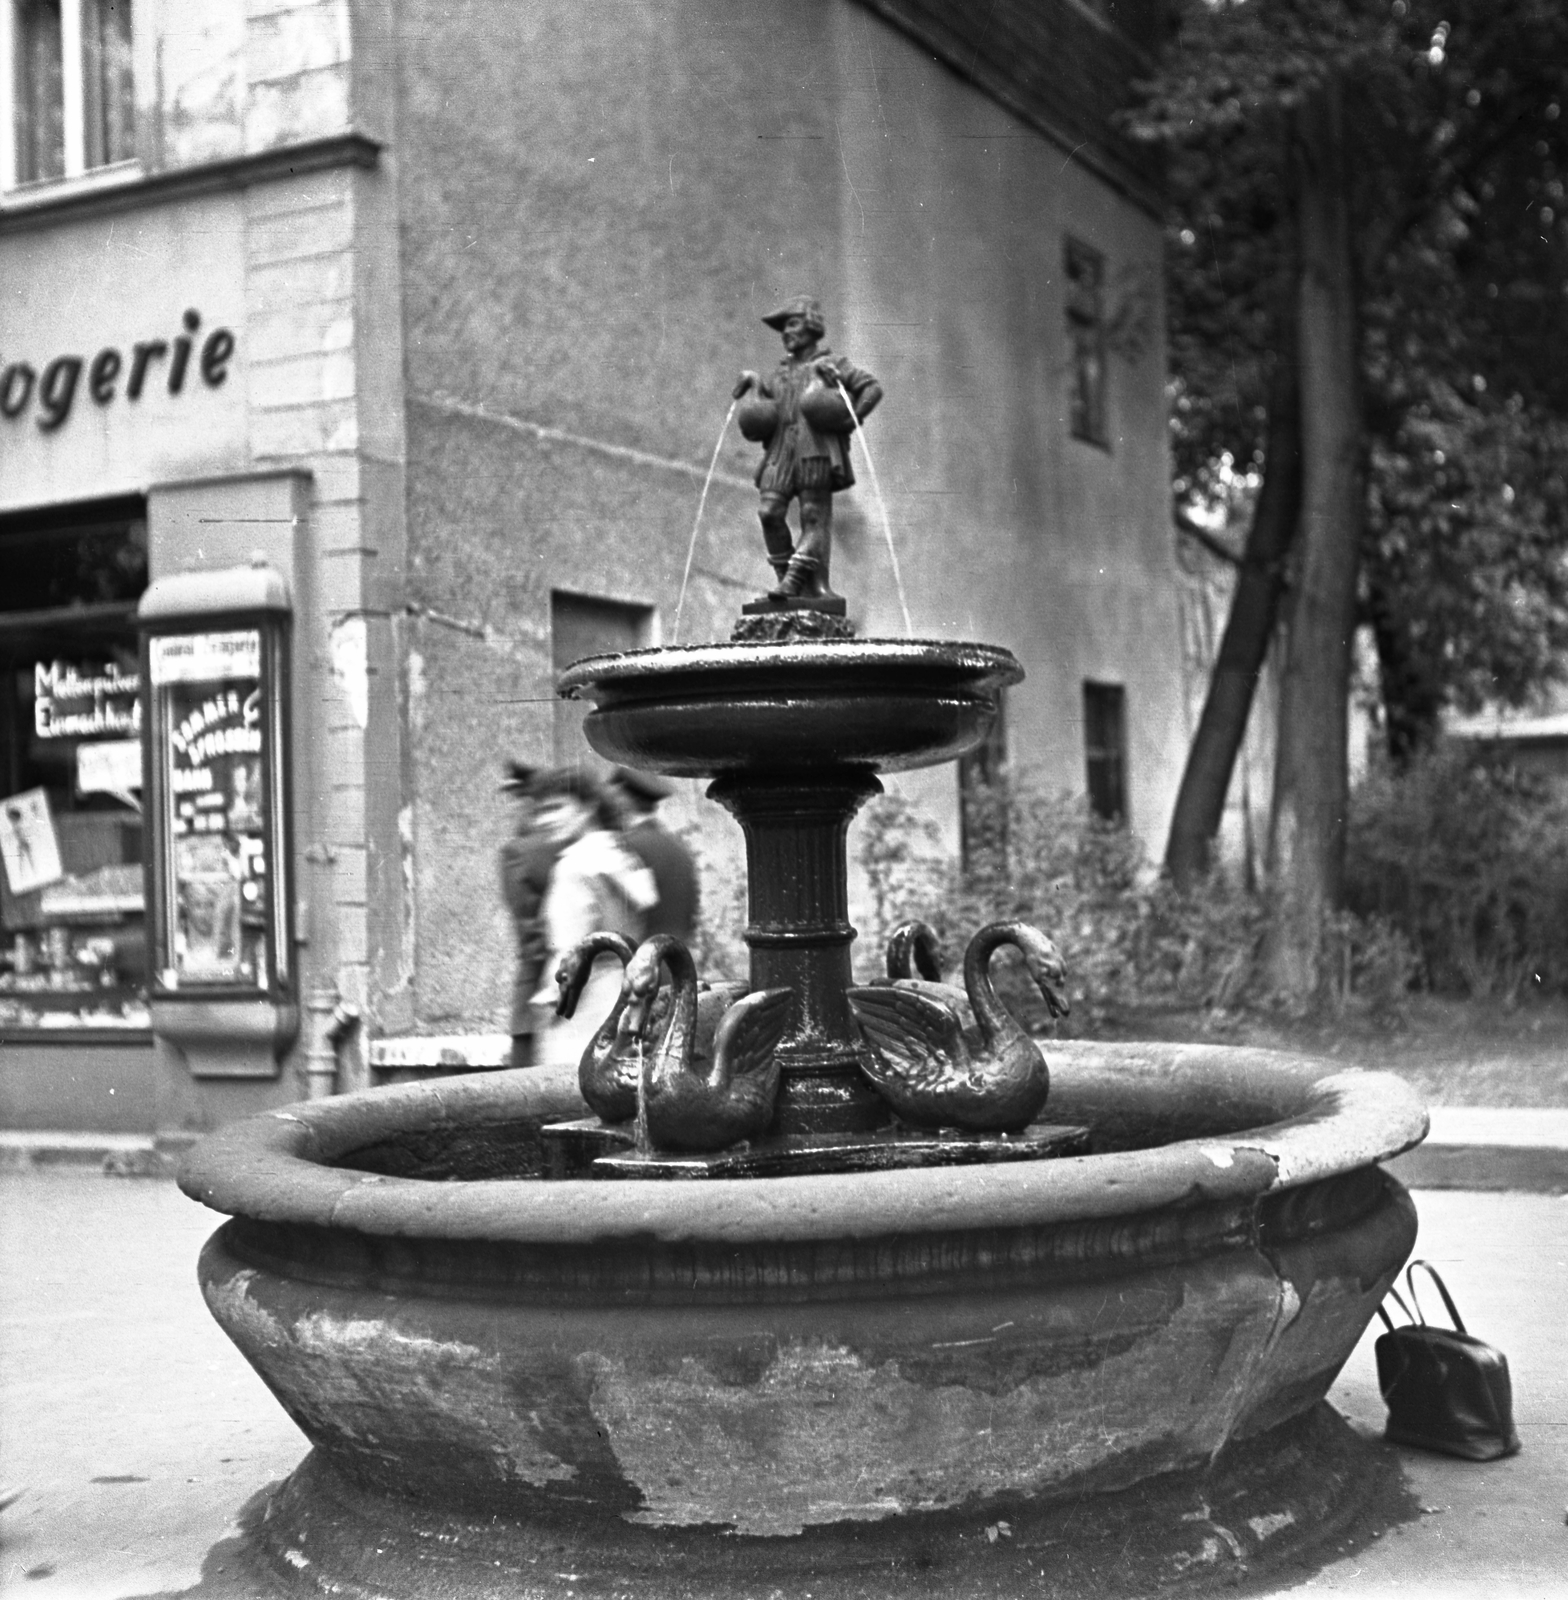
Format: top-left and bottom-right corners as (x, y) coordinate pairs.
(1065, 237), (1108, 447)
(959, 688), (1008, 871)
(550, 592), (654, 768)
(1082, 681), (1126, 823)
(5, 0), (135, 190)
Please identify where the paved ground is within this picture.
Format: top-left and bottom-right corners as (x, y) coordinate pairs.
(1, 1164), (1564, 1600)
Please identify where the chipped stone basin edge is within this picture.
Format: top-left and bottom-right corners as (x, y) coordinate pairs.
(178, 1041), (1428, 1242)
(177, 1043), (1426, 1542)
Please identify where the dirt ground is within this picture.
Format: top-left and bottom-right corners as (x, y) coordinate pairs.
(1085, 994), (1568, 1107)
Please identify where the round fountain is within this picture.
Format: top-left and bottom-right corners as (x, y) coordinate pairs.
(178, 306), (1426, 1598)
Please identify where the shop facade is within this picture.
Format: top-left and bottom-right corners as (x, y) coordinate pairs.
(2, 0), (1187, 1135)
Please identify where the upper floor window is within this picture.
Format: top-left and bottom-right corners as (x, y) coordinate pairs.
(5, 0), (133, 190)
(1065, 237), (1108, 447)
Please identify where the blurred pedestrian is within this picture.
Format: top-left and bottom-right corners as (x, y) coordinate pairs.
(498, 761), (559, 1070)
(530, 768), (659, 1069)
(607, 767), (699, 943)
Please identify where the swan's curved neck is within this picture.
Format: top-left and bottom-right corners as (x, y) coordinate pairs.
(651, 939), (700, 1072)
(963, 924), (1019, 1044)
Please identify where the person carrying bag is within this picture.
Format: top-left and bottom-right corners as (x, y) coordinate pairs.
(1375, 1259), (1522, 1462)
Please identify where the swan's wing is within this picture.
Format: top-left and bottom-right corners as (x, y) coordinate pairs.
(713, 988), (793, 1082)
(890, 978), (975, 1038)
(846, 985), (968, 1074)
(693, 982), (749, 1047)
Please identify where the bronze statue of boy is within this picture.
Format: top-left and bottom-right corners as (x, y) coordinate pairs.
(733, 296), (882, 606)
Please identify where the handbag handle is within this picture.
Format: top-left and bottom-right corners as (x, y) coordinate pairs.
(1376, 1283), (1416, 1335)
(1406, 1259), (1468, 1334)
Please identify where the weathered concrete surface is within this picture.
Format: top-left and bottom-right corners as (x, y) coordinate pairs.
(199, 1230), (1334, 1535)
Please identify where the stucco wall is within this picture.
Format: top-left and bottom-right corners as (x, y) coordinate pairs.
(138, 0), (352, 169)
(396, 0), (1186, 1028)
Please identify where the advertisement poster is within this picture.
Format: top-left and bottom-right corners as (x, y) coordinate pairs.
(33, 658), (141, 740)
(153, 630), (271, 986)
(0, 788), (65, 896)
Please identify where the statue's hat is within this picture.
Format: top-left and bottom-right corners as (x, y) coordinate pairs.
(762, 295), (825, 332)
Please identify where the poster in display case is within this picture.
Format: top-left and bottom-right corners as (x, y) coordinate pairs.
(144, 618), (291, 1002)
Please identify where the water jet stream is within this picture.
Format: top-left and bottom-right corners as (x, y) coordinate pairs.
(674, 401), (738, 644)
(833, 377), (912, 637)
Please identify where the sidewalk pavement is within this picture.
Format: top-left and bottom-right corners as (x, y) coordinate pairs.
(1, 1123), (1565, 1600)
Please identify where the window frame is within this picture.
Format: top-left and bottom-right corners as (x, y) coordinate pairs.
(1082, 680), (1127, 825)
(2, 0), (137, 195)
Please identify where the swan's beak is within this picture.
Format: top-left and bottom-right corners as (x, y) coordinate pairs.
(619, 993), (652, 1040)
(554, 967), (576, 1019)
(1028, 955), (1071, 1018)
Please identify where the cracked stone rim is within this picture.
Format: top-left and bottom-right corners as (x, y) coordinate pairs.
(177, 1042), (1429, 1243)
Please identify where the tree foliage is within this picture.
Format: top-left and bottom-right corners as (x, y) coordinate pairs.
(1134, 0), (1568, 753)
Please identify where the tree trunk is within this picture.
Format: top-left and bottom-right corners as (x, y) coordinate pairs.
(1365, 572), (1443, 765)
(1261, 76), (1366, 1002)
(1164, 305), (1302, 889)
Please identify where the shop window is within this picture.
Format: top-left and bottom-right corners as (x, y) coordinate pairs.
(0, 497), (150, 1034)
(959, 688), (1008, 872)
(5, 0), (134, 189)
(1083, 680), (1127, 823)
(1065, 237), (1108, 447)
(550, 591), (654, 768)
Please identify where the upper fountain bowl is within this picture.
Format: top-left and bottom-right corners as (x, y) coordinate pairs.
(558, 638), (1024, 776)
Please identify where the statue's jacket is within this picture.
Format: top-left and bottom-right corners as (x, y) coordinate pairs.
(753, 348), (879, 494)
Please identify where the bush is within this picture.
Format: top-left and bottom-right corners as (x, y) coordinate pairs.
(854, 775), (1418, 1025)
(687, 770), (1430, 1026)
(1344, 743), (1568, 1000)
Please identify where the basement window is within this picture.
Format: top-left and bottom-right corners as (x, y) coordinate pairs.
(1083, 681), (1126, 823)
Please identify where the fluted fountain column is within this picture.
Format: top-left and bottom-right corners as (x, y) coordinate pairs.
(709, 769), (889, 1135)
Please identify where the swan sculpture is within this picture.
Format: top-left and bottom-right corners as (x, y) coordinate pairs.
(885, 920), (945, 983)
(880, 919), (975, 1032)
(617, 935), (793, 1152)
(847, 919), (1070, 1133)
(556, 933), (746, 1124)
(554, 932), (643, 1122)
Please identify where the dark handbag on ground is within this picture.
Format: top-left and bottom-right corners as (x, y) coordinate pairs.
(1375, 1260), (1521, 1461)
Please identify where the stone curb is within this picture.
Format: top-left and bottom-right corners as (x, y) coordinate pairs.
(1382, 1109), (1568, 1192)
(0, 1129), (189, 1177)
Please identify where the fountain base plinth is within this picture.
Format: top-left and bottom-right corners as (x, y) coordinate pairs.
(731, 607), (857, 642)
(202, 1402), (1416, 1600)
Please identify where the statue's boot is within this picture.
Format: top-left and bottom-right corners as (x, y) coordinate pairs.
(769, 558), (816, 599)
(805, 550), (842, 604)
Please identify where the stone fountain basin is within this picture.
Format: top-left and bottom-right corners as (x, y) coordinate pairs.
(179, 1042), (1424, 1539)
(556, 638), (1024, 774)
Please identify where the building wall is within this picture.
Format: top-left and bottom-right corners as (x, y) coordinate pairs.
(0, 0), (408, 1125)
(395, 0), (1187, 1029)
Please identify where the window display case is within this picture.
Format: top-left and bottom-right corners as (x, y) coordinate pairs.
(0, 502), (151, 1036)
(138, 565), (297, 1072)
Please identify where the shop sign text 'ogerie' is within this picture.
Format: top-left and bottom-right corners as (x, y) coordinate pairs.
(0, 308), (235, 433)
